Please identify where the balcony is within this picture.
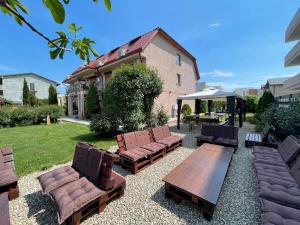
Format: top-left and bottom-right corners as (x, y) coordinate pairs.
(286, 8), (300, 42)
(285, 40), (300, 67)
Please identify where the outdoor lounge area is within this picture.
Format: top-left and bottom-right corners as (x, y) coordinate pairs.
(1, 122), (266, 225)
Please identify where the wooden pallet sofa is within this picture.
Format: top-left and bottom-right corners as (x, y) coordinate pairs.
(245, 123), (277, 148)
(117, 125), (183, 174)
(0, 147), (19, 200)
(196, 124), (239, 151)
(253, 135), (300, 224)
(38, 142), (126, 225)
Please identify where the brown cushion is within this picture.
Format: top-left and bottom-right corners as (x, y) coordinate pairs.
(50, 177), (105, 224)
(290, 154), (300, 186)
(72, 143), (90, 174)
(215, 137), (238, 146)
(0, 168), (18, 187)
(261, 199), (300, 225)
(119, 147), (151, 161)
(259, 181), (300, 209)
(142, 142), (166, 153)
(123, 132), (138, 151)
(201, 124), (216, 137)
(278, 135), (300, 165)
(135, 130), (151, 147)
(198, 135), (215, 142)
(83, 148), (103, 185)
(38, 166), (80, 195)
(254, 154), (287, 167)
(157, 137), (178, 147)
(255, 163), (296, 183)
(0, 154), (6, 171)
(0, 147), (14, 169)
(218, 126), (235, 139)
(253, 146), (280, 157)
(152, 127), (164, 141)
(0, 147), (13, 156)
(257, 174), (298, 188)
(161, 125), (171, 138)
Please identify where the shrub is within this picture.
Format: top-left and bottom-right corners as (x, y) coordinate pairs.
(245, 95), (259, 113)
(85, 82), (101, 119)
(23, 79), (30, 105)
(258, 91), (275, 113)
(101, 63), (162, 133)
(37, 99), (49, 106)
(181, 104), (192, 117)
(156, 106), (169, 126)
(90, 114), (120, 137)
(48, 84), (58, 105)
(200, 100), (207, 113)
(212, 100), (226, 112)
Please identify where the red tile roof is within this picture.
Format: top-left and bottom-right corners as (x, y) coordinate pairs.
(64, 27), (199, 83)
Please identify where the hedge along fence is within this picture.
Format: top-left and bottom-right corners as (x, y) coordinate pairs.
(0, 105), (64, 128)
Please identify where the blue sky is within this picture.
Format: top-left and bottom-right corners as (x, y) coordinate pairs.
(0, 0), (299, 93)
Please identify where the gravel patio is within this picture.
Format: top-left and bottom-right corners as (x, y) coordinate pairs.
(9, 122), (261, 225)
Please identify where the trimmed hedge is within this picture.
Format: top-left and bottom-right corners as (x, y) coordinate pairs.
(0, 105), (64, 128)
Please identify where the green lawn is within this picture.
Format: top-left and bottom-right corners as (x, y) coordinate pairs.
(0, 122), (116, 176)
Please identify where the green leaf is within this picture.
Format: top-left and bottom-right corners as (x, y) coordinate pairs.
(103, 0), (111, 11)
(43, 0), (65, 24)
(68, 23), (82, 33)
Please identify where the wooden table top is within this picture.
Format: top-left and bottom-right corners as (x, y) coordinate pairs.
(163, 143), (234, 205)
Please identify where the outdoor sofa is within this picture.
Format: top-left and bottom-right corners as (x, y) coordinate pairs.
(253, 135), (300, 224)
(196, 124), (239, 151)
(38, 142), (126, 225)
(117, 125), (183, 174)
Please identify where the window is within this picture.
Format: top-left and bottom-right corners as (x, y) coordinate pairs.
(0, 78), (2, 85)
(177, 74), (181, 86)
(30, 83), (35, 91)
(0, 90), (3, 96)
(176, 54), (181, 65)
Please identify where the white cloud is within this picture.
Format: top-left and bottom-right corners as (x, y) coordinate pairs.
(0, 64), (15, 72)
(209, 23), (221, 28)
(202, 69), (235, 77)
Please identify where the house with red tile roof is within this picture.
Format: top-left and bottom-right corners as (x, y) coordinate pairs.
(63, 27), (200, 119)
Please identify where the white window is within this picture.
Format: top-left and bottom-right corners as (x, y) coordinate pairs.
(30, 83), (35, 91)
(0, 90), (3, 96)
(176, 54), (181, 65)
(177, 74), (181, 86)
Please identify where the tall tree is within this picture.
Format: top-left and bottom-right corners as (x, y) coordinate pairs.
(22, 79), (30, 105)
(48, 84), (58, 105)
(85, 82), (101, 119)
(0, 0), (112, 63)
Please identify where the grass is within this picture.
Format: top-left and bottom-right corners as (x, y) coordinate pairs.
(0, 122), (116, 176)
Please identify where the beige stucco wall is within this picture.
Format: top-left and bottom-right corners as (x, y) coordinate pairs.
(142, 34), (198, 117)
(269, 85), (289, 98)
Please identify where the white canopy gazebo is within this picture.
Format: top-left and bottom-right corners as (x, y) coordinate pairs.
(176, 88), (246, 129)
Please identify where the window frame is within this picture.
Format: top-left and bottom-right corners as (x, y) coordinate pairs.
(176, 53), (182, 66)
(30, 82), (35, 91)
(177, 74), (182, 86)
(0, 90), (3, 96)
(0, 77), (2, 85)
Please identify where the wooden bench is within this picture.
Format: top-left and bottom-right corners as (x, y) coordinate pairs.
(245, 124), (278, 148)
(163, 143), (234, 220)
(0, 192), (10, 225)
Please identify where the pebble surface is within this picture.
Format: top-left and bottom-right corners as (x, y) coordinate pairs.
(9, 123), (261, 225)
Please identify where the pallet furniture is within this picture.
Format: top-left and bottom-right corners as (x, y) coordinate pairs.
(245, 124), (277, 148)
(253, 135), (300, 224)
(196, 124), (239, 151)
(163, 143), (234, 220)
(0, 147), (19, 200)
(0, 192), (10, 225)
(117, 126), (183, 174)
(38, 143), (126, 225)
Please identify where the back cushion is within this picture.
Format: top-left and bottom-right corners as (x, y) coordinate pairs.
(290, 154), (300, 186)
(0, 147), (14, 169)
(278, 136), (300, 165)
(202, 124), (218, 137)
(152, 127), (165, 141)
(99, 153), (115, 190)
(135, 130), (151, 147)
(123, 132), (138, 150)
(0, 154), (6, 170)
(162, 126), (171, 138)
(84, 148), (103, 184)
(219, 126), (235, 139)
(72, 143), (90, 174)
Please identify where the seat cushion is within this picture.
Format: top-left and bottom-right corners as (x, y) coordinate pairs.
(255, 163), (296, 183)
(0, 168), (18, 187)
(254, 155), (287, 168)
(50, 177), (105, 224)
(198, 135), (215, 142)
(215, 137), (238, 146)
(169, 135), (183, 142)
(38, 166), (80, 195)
(261, 199), (300, 225)
(259, 181), (300, 209)
(253, 146), (279, 155)
(142, 142), (166, 153)
(157, 137), (178, 147)
(257, 174), (298, 188)
(119, 147), (152, 161)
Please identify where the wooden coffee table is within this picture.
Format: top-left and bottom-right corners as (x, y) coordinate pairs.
(163, 143), (234, 220)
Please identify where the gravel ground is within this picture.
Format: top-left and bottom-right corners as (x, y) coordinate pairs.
(9, 122), (261, 225)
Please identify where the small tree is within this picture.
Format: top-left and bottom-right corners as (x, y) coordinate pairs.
(85, 82), (101, 119)
(258, 91), (275, 113)
(156, 106), (169, 126)
(23, 79), (30, 105)
(181, 104), (192, 117)
(48, 85), (58, 105)
(245, 95), (259, 113)
(29, 93), (38, 106)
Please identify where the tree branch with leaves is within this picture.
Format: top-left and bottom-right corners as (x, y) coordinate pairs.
(0, 0), (111, 63)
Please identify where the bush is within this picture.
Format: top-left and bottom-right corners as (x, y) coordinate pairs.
(0, 105), (64, 128)
(156, 106), (169, 126)
(90, 114), (120, 137)
(246, 95), (259, 113)
(212, 100), (226, 112)
(258, 91), (275, 113)
(85, 82), (101, 119)
(48, 84), (58, 105)
(181, 104), (192, 117)
(37, 99), (49, 106)
(200, 100), (207, 113)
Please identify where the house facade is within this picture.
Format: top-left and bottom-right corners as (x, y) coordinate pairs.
(63, 27), (200, 119)
(0, 73), (59, 104)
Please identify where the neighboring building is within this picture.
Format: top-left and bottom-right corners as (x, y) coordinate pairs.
(57, 94), (66, 107)
(234, 87), (260, 97)
(262, 77), (290, 99)
(0, 73), (59, 104)
(63, 27), (200, 119)
(196, 81), (223, 92)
